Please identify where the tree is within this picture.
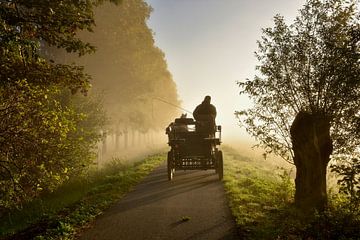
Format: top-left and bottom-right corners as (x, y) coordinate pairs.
(0, 82), (106, 209)
(0, 0), (119, 91)
(70, 0), (180, 132)
(237, 0), (360, 212)
(0, 0), (118, 209)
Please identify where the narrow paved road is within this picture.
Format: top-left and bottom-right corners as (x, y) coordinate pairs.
(79, 163), (238, 240)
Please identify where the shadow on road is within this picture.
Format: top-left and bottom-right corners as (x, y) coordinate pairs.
(107, 165), (219, 215)
(80, 163), (239, 240)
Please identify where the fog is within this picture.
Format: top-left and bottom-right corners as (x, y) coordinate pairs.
(145, 0), (306, 141)
(96, 130), (168, 165)
(46, 1), (183, 163)
(74, 0), (300, 163)
(46, 0), (304, 165)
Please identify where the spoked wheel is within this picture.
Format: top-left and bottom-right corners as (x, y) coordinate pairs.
(216, 150), (223, 180)
(167, 151), (174, 181)
(214, 149), (219, 174)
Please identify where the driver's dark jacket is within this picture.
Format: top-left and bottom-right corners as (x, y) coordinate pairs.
(193, 102), (217, 121)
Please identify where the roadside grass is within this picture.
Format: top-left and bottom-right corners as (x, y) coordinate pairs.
(0, 154), (165, 240)
(222, 145), (296, 239)
(222, 145), (360, 239)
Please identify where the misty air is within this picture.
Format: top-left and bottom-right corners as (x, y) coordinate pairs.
(0, 0), (359, 239)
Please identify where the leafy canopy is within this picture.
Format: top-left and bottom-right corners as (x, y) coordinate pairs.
(0, 0), (117, 209)
(63, 0), (180, 131)
(237, 0), (360, 163)
(0, 0), (119, 92)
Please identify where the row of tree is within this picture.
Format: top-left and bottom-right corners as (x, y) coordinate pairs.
(50, 0), (180, 133)
(0, 0), (179, 210)
(238, 0), (360, 212)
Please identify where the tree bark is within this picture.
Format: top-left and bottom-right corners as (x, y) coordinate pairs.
(290, 111), (333, 212)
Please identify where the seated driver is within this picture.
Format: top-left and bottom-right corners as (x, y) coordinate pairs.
(193, 95), (217, 136)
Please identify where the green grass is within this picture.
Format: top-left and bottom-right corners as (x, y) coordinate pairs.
(222, 145), (300, 239)
(0, 154), (165, 239)
(222, 145), (360, 239)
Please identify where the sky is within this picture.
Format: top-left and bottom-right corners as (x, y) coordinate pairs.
(145, 0), (306, 141)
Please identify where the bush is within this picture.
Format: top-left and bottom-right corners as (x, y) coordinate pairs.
(0, 82), (106, 211)
(331, 157), (360, 211)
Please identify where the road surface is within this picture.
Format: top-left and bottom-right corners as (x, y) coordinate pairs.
(79, 163), (238, 240)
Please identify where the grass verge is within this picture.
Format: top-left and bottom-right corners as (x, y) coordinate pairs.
(0, 153), (165, 240)
(222, 145), (295, 239)
(222, 145), (360, 239)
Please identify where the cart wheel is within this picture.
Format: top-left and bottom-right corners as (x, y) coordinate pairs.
(167, 151), (174, 181)
(214, 150), (219, 174)
(217, 150), (223, 180)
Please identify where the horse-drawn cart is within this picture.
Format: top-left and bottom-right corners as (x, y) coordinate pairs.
(165, 117), (223, 180)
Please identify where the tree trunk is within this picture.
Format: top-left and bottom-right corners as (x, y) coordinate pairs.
(115, 124), (120, 151)
(290, 111), (333, 212)
(124, 127), (128, 150)
(131, 128), (135, 147)
(102, 132), (107, 156)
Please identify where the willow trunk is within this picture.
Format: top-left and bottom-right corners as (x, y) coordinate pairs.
(290, 111), (333, 212)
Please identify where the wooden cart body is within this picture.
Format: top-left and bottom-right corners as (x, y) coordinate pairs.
(165, 117), (223, 180)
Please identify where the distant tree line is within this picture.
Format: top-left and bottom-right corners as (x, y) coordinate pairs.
(49, 0), (180, 134)
(0, 0), (179, 211)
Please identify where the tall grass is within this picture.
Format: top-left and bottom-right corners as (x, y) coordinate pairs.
(0, 154), (165, 239)
(222, 145), (295, 239)
(223, 145), (360, 239)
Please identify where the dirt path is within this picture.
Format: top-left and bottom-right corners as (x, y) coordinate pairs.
(79, 163), (238, 240)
